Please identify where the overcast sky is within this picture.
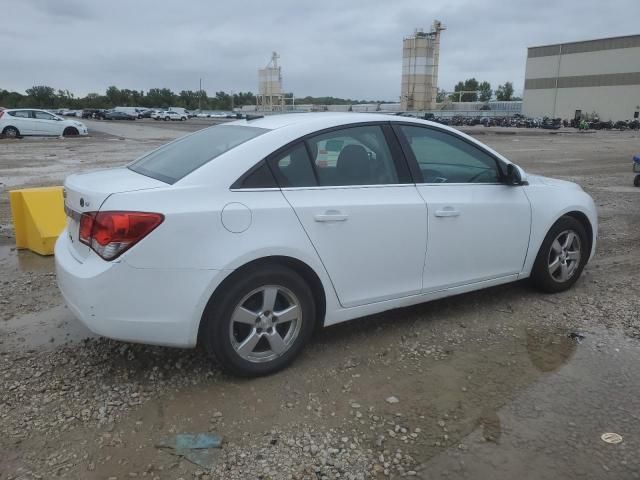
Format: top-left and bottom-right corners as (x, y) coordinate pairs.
(2, 0), (639, 101)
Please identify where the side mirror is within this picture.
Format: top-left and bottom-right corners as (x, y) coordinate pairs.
(506, 163), (524, 185)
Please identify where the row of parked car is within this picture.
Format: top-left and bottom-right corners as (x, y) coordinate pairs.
(74, 108), (191, 121)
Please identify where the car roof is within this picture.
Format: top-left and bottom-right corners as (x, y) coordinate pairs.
(227, 112), (399, 131)
(224, 112), (475, 139)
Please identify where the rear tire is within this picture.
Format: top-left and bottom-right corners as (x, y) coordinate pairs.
(2, 126), (20, 138)
(530, 216), (588, 293)
(634, 175), (640, 187)
(164, 116), (170, 121)
(201, 265), (316, 377)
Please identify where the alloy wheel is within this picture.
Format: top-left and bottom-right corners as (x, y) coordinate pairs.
(229, 285), (302, 363)
(547, 229), (582, 282)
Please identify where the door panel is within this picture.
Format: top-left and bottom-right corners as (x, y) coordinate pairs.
(417, 184), (531, 291)
(7, 111), (35, 135)
(283, 186), (427, 308)
(32, 111), (62, 135)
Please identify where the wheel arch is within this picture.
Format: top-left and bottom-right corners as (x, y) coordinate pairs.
(2, 125), (20, 136)
(563, 210), (594, 256)
(197, 255), (327, 344)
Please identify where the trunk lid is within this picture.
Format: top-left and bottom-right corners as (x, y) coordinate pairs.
(63, 167), (166, 260)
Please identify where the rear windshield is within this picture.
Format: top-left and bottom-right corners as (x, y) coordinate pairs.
(129, 125), (268, 184)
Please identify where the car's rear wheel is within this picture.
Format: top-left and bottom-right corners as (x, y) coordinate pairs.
(2, 126), (20, 138)
(634, 175), (640, 187)
(201, 265), (316, 376)
(63, 127), (79, 137)
(164, 116), (170, 121)
(531, 216), (588, 293)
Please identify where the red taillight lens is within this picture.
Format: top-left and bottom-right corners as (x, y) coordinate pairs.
(78, 211), (164, 260)
(0, 111), (5, 119)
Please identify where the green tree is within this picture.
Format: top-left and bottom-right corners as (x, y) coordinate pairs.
(179, 90), (200, 110)
(25, 85), (56, 107)
(213, 91), (232, 110)
(478, 81), (492, 102)
(450, 78), (479, 102)
(145, 88), (176, 108)
(105, 86), (121, 106)
(495, 82), (515, 101)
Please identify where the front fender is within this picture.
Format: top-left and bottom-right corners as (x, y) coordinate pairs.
(520, 184), (597, 277)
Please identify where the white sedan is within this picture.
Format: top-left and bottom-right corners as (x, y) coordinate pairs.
(55, 113), (597, 376)
(0, 109), (88, 138)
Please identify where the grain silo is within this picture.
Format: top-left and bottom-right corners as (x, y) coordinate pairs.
(401, 20), (446, 111)
(257, 52), (284, 111)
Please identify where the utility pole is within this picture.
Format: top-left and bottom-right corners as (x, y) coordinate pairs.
(198, 78), (202, 111)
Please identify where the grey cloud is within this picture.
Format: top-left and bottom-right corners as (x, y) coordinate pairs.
(2, 0), (639, 100)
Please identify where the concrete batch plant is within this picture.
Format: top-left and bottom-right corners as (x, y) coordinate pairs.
(257, 52), (285, 112)
(400, 20), (446, 111)
(523, 34), (640, 121)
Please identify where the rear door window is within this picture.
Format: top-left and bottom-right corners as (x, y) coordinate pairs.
(305, 125), (400, 186)
(129, 125), (268, 184)
(10, 110), (31, 118)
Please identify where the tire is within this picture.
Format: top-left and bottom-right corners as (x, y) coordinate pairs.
(164, 117), (170, 121)
(531, 216), (588, 293)
(201, 265), (316, 377)
(2, 126), (20, 138)
(634, 175), (640, 187)
(63, 127), (79, 137)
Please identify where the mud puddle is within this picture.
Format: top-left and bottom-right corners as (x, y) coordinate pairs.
(0, 304), (94, 352)
(0, 243), (55, 273)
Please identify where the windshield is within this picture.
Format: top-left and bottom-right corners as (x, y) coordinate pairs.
(128, 125), (268, 184)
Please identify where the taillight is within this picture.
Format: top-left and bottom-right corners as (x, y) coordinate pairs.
(0, 111), (4, 119)
(79, 211), (164, 260)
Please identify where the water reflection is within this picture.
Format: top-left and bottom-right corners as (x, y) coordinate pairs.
(0, 244), (55, 273)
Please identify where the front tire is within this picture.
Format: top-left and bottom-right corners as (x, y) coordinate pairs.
(63, 127), (79, 136)
(201, 265), (316, 377)
(634, 175), (640, 187)
(531, 216), (588, 293)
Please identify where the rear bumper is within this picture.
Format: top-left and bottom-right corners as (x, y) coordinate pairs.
(54, 232), (224, 347)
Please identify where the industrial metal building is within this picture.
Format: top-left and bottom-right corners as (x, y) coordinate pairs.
(523, 34), (640, 121)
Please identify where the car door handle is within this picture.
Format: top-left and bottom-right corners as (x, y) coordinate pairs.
(435, 208), (460, 217)
(314, 211), (348, 222)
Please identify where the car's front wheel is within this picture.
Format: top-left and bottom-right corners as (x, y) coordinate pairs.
(531, 216), (588, 293)
(201, 265), (316, 376)
(63, 127), (79, 136)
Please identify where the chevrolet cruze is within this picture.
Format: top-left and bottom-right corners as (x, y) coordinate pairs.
(55, 113), (597, 376)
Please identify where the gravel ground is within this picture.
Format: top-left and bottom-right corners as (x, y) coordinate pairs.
(0, 123), (639, 479)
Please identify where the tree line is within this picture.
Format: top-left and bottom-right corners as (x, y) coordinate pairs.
(0, 85), (258, 111)
(437, 79), (519, 103)
(0, 85), (396, 111)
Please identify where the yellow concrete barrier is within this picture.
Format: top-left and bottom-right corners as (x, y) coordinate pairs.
(9, 186), (66, 256)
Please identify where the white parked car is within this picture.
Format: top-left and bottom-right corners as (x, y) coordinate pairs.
(152, 110), (187, 121)
(1, 108), (88, 138)
(56, 113), (597, 376)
